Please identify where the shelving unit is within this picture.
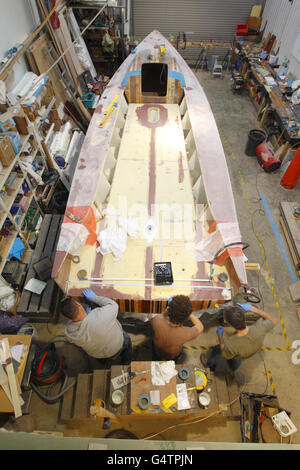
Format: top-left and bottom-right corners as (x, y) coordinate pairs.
(69, 1), (125, 75)
(0, 75), (66, 283)
(0, 122), (49, 280)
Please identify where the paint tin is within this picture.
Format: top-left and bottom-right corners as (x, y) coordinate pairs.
(112, 390), (124, 406)
(198, 392), (211, 407)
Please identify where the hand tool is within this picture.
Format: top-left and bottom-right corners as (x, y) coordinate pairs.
(129, 369), (149, 379)
(104, 92), (121, 115)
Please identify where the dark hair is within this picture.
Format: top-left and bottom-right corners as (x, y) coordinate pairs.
(168, 295), (193, 324)
(61, 297), (80, 320)
(223, 305), (246, 330)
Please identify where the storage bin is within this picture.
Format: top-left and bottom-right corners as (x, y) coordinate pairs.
(0, 118), (18, 134)
(0, 134), (15, 166)
(236, 24), (248, 36)
(6, 132), (22, 154)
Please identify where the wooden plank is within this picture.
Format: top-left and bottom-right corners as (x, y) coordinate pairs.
(38, 215), (63, 313)
(91, 369), (108, 406)
(0, 363), (13, 405)
(108, 365), (130, 414)
(17, 215), (53, 312)
(57, 13), (82, 90)
(59, 377), (76, 422)
(214, 375), (231, 416)
(0, 339), (22, 418)
(18, 215), (63, 320)
(280, 216), (300, 269)
(280, 202), (300, 267)
(205, 369), (219, 410)
(73, 373), (92, 418)
(0, 335), (32, 414)
(130, 361), (177, 414)
(225, 375), (241, 417)
(29, 34), (67, 107)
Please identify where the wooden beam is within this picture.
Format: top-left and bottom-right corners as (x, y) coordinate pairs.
(0, 0), (64, 81)
(0, 338), (22, 418)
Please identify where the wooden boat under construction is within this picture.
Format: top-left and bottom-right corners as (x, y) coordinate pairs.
(52, 30), (248, 313)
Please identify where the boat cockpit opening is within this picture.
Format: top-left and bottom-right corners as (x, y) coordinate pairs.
(141, 63), (168, 96)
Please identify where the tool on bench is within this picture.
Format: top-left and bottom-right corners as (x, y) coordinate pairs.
(129, 369), (149, 379)
(112, 369), (149, 390)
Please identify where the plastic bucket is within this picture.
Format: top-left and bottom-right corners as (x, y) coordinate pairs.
(245, 129), (266, 156)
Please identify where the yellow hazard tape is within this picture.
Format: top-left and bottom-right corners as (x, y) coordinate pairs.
(266, 370), (276, 395)
(184, 345), (290, 351)
(219, 129), (291, 350)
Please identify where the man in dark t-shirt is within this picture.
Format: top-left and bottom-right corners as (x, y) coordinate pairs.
(201, 303), (277, 376)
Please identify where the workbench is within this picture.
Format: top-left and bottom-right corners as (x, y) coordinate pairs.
(59, 361), (241, 422)
(236, 40), (300, 153)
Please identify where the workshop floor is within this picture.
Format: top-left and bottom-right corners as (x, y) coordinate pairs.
(5, 69), (300, 445)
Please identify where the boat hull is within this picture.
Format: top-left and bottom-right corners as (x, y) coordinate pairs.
(52, 31), (247, 312)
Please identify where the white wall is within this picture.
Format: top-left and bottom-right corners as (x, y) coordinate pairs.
(0, 0), (39, 89)
(262, 0), (300, 78)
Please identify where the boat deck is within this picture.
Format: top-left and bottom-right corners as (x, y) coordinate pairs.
(66, 103), (231, 309)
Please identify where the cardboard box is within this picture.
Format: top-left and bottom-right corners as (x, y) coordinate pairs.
(0, 134), (15, 166)
(250, 5), (262, 17)
(6, 132), (22, 154)
(247, 16), (262, 31)
(0, 118), (18, 134)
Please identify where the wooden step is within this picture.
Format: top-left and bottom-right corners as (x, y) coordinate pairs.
(59, 377), (76, 423)
(91, 369), (109, 408)
(73, 373), (93, 419)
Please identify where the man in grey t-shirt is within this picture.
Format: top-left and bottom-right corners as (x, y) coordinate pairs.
(201, 303), (277, 376)
(61, 289), (132, 365)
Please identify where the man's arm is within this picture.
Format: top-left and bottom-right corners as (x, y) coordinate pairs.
(251, 306), (277, 326)
(217, 326), (225, 351)
(237, 302), (277, 327)
(189, 314), (204, 334)
(83, 289), (118, 313)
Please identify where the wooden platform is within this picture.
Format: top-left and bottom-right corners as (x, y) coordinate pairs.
(65, 103), (231, 308)
(280, 202), (300, 272)
(17, 215), (64, 323)
(59, 362), (241, 423)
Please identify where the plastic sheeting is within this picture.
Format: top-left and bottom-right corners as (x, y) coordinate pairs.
(67, 9), (97, 80)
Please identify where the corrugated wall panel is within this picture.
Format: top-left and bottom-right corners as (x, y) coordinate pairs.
(132, 0), (263, 63)
(261, 0), (300, 77)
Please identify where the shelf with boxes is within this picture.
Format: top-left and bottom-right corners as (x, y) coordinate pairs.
(0, 125), (48, 279)
(0, 75), (59, 283)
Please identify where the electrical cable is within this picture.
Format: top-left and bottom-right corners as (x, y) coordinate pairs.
(29, 337), (91, 403)
(105, 429), (138, 440)
(142, 359), (272, 441)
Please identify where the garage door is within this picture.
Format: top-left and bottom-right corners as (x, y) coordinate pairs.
(132, 0), (263, 63)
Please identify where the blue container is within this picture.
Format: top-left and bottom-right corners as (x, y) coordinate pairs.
(6, 132), (22, 154)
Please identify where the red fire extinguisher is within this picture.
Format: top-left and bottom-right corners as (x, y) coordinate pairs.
(255, 142), (281, 173)
(280, 147), (300, 189)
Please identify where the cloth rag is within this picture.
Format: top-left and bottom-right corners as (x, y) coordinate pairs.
(151, 360), (178, 386)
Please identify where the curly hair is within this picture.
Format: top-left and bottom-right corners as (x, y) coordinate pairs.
(61, 297), (80, 320)
(223, 305), (246, 330)
(168, 295), (193, 324)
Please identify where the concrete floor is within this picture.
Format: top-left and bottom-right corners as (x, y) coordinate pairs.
(3, 69), (300, 446)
